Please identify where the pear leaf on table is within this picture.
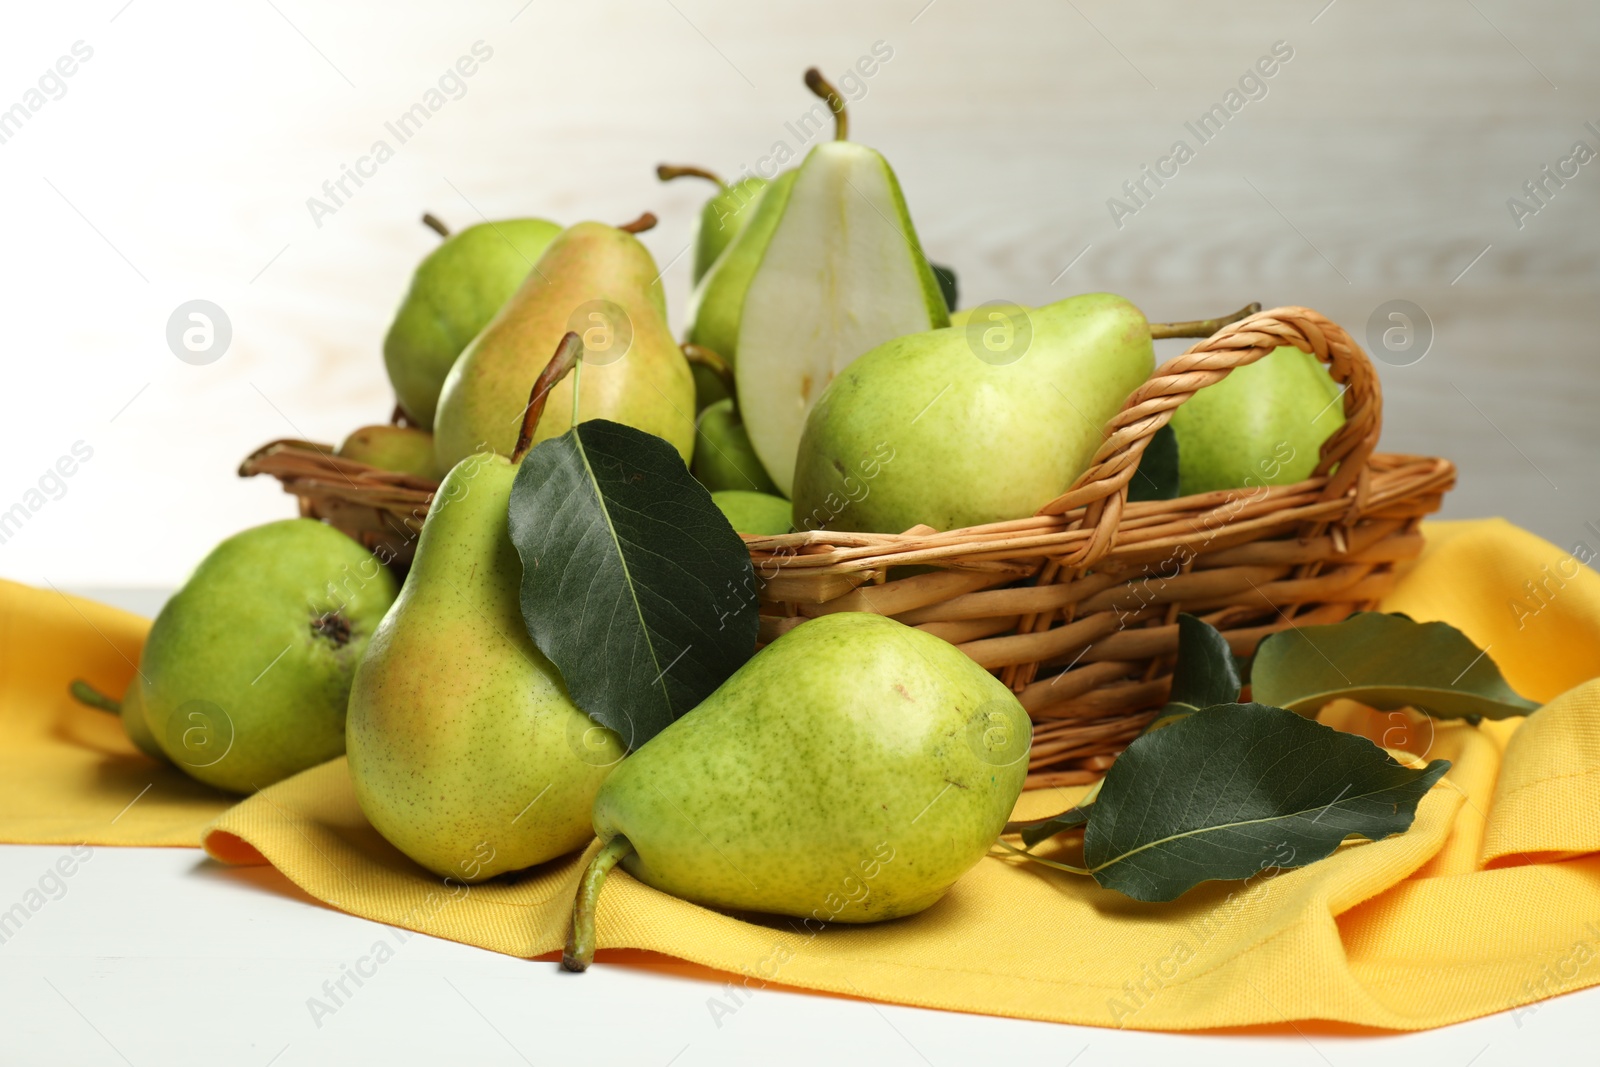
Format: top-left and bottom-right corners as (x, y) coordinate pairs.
(1125, 424), (1180, 503)
(1250, 611), (1539, 721)
(1083, 702), (1450, 902)
(508, 419), (759, 750)
(1013, 804), (1093, 848)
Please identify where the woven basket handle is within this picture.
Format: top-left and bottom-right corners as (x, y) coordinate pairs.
(1035, 306), (1381, 567)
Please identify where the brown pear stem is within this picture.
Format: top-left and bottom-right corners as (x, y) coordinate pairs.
(681, 344), (738, 415)
(513, 332), (585, 462)
(389, 403), (408, 428)
(562, 835), (635, 972)
(656, 163), (726, 190)
(421, 213), (450, 238)
(804, 67), (848, 141)
(1147, 302), (1261, 340)
(69, 679), (121, 714)
(617, 212), (658, 234)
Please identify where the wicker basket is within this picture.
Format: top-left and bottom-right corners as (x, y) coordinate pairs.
(241, 307), (1454, 788)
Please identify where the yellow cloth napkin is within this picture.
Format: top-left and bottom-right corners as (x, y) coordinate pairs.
(0, 581), (233, 844)
(7, 518), (1600, 1030)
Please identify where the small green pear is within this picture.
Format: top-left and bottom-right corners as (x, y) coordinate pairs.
(657, 164), (769, 284)
(1169, 344), (1346, 495)
(383, 215), (562, 429)
(563, 611), (1030, 970)
(791, 293), (1156, 534)
(140, 520), (399, 794)
(712, 490), (790, 535)
(70, 678), (165, 762)
(686, 345), (781, 496)
(432, 217), (696, 471)
(694, 400), (780, 495)
(348, 360), (624, 881)
(336, 425), (441, 481)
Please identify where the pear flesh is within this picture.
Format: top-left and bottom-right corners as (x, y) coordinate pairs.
(346, 453), (623, 882)
(140, 520), (399, 794)
(589, 612), (1030, 922)
(1170, 344), (1346, 496)
(791, 293), (1155, 534)
(383, 218), (562, 430)
(432, 222), (696, 472)
(735, 142), (950, 496)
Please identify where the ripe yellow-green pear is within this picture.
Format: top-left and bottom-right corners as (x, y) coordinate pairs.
(564, 612), (1030, 969)
(139, 520), (398, 794)
(693, 400), (780, 495)
(70, 678), (165, 762)
(336, 425), (441, 481)
(432, 217), (695, 471)
(383, 215), (562, 429)
(346, 413), (624, 881)
(1170, 344), (1346, 495)
(791, 293), (1156, 534)
(656, 164), (769, 285)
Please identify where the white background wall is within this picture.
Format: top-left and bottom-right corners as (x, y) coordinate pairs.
(2, 0), (1596, 587)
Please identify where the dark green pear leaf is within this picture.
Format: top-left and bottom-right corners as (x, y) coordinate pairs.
(930, 262), (958, 312)
(1126, 424), (1179, 502)
(1016, 805), (1092, 848)
(1164, 613), (1242, 714)
(1083, 702), (1449, 902)
(1251, 612), (1539, 721)
(508, 419), (758, 749)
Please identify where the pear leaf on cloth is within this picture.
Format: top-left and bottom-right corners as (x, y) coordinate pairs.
(1251, 611), (1539, 721)
(1015, 805), (1092, 849)
(1125, 424), (1180, 503)
(508, 419), (758, 749)
(1082, 702), (1449, 902)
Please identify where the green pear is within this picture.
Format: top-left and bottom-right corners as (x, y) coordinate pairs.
(70, 678), (165, 762)
(712, 490), (791, 535)
(791, 293), (1155, 534)
(140, 520), (398, 794)
(692, 399), (780, 495)
(735, 138), (950, 496)
(682, 170), (798, 409)
(336, 425), (441, 481)
(657, 164), (769, 284)
(346, 450), (624, 882)
(383, 216), (562, 429)
(1171, 344), (1346, 496)
(563, 611), (1030, 969)
(432, 219), (696, 471)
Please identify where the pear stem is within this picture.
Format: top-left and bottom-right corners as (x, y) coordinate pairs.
(992, 837), (1093, 876)
(681, 344), (738, 416)
(1147, 302), (1261, 340)
(617, 212), (659, 235)
(803, 67), (848, 141)
(421, 213), (450, 238)
(656, 164), (726, 190)
(69, 679), (120, 714)
(562, 835), (635, 972)
(513, 332), (585, 462)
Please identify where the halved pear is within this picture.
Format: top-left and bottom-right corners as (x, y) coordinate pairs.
(734, 141), (948, 496)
